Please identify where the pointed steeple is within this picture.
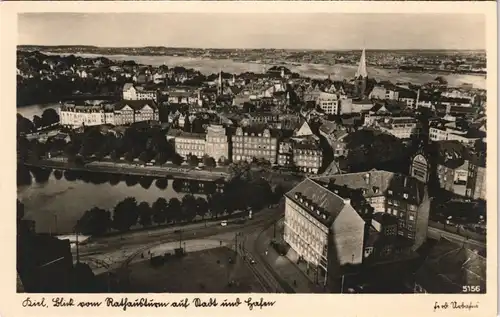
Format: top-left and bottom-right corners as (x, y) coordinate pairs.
(218, 69), (223, 95)
(355, 48), (368, 79)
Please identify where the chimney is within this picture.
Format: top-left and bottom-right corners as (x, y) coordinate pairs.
(364, 173), (371, 185)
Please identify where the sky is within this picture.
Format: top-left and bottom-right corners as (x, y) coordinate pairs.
(18, 13), (486, 50)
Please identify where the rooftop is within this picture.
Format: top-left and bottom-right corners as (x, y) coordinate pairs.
(312, 170), (426, 205)
(285, 178), (351, 227)
(115, 100), (158, 111)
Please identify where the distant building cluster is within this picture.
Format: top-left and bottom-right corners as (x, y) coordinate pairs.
(59, 100), (159, 127)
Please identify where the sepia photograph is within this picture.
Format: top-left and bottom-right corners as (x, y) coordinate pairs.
(12, 7), (492, 300)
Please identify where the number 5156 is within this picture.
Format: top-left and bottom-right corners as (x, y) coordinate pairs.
(462, 285), (481, 293)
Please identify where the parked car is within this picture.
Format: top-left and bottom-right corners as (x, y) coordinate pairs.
(221, 220), (228, 227)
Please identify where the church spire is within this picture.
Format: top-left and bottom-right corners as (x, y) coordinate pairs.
(218, 69), (223, 95)
(355, 48), (368, 79)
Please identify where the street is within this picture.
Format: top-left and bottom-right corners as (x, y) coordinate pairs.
(427, 226), (486, 255)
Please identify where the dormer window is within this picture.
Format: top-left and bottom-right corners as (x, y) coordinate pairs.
(294, 193), (299, 200)
(300, 197), (304, 203)
(322, 214), (327, 220)
(403, 193), (408, 199)
(316, 210), (320, 215)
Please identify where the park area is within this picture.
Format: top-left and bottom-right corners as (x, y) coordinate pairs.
(124, 246), (263, 293)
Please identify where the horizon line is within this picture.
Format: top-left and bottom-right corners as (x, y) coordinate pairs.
(17, 45), (486, 52)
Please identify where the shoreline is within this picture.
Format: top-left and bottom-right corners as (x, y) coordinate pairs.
(37, 51), (486, 88)
(23, 158), (229, 182)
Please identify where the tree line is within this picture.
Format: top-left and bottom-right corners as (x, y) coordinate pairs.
(74, 175), (283, 236)
(17, 109), (60, 135)
(75, 195), (208, 236)
(17, 123), (225, 169)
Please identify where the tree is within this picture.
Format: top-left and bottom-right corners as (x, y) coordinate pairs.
(183, 117), (192, 132)
(191, 118), (205, 134)
(113, 197), (139, 231)
(109, 150), (119, 161)
(124, 151), (136, 163)
(41, 108), (60, 127)
(247, 178), (273, 210)
(229, 162), (251, 181)
(152, 198), (168, 225)
(155, 178), (168, 190)
(17, 114), (35, 135)
(208, 193), (225, 219)
(218, 157), (229, 166)
(138, 202), (153, 227)
(196, 197), (209, 220)
(203, 156), (217, 168)
(172, 154), (183, 165)
(154, 152), (168, 165)
(168, 197), (181, 223)
(188, 155), (200, 167)
(273, 184), (286, 203)
(33, 115), (43, 130)
(75, 207), (111, 236)
(181, 195), (197, 222)
(138, 151), (151, 164)
(139, 177), (153, 189)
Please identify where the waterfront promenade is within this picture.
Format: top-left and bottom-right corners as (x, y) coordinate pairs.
(23, 157), (230, 182)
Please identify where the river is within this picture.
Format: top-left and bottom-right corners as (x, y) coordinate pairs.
(44, 52), (486, 90)
(17, 168), (209, 235)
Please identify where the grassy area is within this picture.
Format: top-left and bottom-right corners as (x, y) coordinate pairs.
(124, 247), (262, 293)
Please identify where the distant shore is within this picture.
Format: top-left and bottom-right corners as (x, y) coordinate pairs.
(38, 51), (486, 89)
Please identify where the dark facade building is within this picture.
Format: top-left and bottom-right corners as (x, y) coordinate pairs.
(314, 170), (430, 251)
(466, 152), (486, 200)
(231, 126), (278, 164)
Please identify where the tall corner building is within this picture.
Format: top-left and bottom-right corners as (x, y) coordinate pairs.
(284, 178), (366, 290)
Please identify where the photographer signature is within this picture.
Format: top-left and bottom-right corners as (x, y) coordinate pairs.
(434, 301), (479, 312)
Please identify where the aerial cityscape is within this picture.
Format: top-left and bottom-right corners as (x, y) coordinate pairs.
(16, 13), (487, 294)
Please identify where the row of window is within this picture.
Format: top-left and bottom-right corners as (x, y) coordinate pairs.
(177, 144), (205, 150)
(206, 137), (227, 143)
(284, 227), (326, 260)
(294, 155), (321, 161)
(286, 202), (328, 234)
(232, 136), (274, 142)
